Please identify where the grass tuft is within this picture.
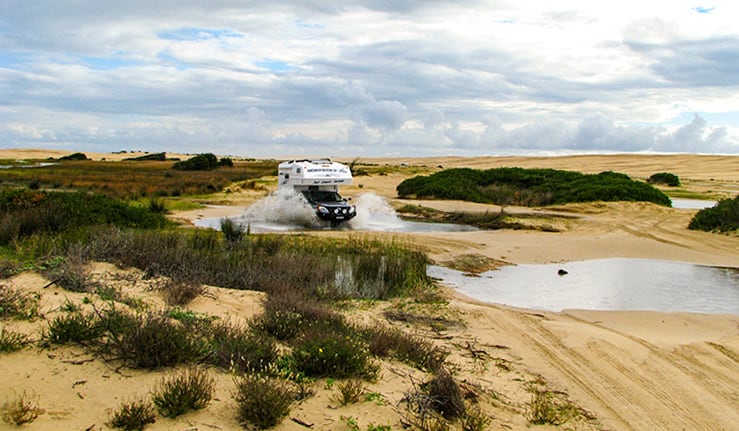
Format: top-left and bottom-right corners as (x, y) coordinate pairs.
(108, 312), (207, 369)
(0, 328), (29, 352)
(151, 367), (214, 418)
(45, 311), (103, 345)
(234, 374), (295, 429)
(1, 391), (43, 425)
(208, 321), (278, 373)
(159, 279), (207, 306)
(331, 379), (365, 406)
(0, 285), (40, 320)
(109, 397), (157, 430)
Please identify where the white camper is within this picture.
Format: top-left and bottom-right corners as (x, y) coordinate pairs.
(277, 159), (356, 225)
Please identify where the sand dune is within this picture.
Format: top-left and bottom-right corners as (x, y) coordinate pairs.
(1, 150), (737, 430)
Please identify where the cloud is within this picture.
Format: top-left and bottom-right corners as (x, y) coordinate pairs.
(0, 1), (737, 157)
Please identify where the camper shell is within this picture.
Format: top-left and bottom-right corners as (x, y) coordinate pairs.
(277, 159), (356, 225)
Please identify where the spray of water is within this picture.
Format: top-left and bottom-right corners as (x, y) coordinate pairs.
(347, 192), (404, 230)
(239, 188), (320, 228)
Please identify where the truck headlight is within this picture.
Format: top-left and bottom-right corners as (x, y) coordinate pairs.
(349, 206), (356, 214)
(316, 205), (329, 214)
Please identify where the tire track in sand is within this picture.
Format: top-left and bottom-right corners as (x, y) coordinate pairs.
(562, 313), (739, 430)
(486, 307), (737, 430)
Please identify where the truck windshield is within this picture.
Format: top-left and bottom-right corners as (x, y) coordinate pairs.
(301, 190), (344, 203)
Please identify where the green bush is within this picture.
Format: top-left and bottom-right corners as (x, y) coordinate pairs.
(234, 374), (295, 429)
(0, 190), (169, 245)
(255, 286), (349, 341)
(397, 167), (671, 207)
(172, 153), (219, 171)
(107, 312), (207, 369)
(688, 195), (739, 232)
(208, 321), (278, 373)
(151, 367), (214, 418)
(648, 172), (680, 186)
(363, 323), (447, 372)
(109, 398), (156, 430)
(291, 331), (378, 379)
(45, 312), (104, 345)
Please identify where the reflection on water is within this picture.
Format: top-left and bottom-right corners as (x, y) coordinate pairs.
(428, 258), (739, 313)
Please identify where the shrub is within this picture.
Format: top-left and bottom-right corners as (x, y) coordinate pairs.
(427, 369), (465, 419)
(172, 153), (219, 171)
(0, 285), (39, 320)
(0, 258), (20, 279)
(108, 312), (206, 369)
(45, 312), (103, 345)
(363, 323), (447, 372)
(688, 195), (739, 232)
(151, 367), (214, 418)
(159, 279), (207, 306)
(291, 331), (378, 379)
(109, 398), (156, 430)
(255, 286), (348, 341)
(461, 405), (491, 431)
(220, 217), (244, 243)
(43, 255), (93, 292)
(0, 328), (29, 352)
(59, 152), (88, 161)
(234, 374), (295, 429)
(648, 172), (680, 186)
(397, 167), (671, 207)
(1, 391), (42, 425)
(331, 379), (365, 406)
(526, 390), (578, 425)
(0, 190), (169, 245)
(209, 321), (278, 373)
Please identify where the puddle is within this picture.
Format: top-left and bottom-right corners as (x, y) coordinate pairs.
(671, 198), (717, 209)
(428, 258), (739, 313)
(194, 192), (478, 233)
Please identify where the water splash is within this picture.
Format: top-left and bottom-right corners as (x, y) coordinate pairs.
(348, 192), (404, 230)
(238, 189), (320, 229)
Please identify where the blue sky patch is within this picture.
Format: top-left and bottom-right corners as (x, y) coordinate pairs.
(692, 6), (716, 14)
(80, 55), (139, 70)
(256, 59), (295, 73)
(158, 27), (243, 41)
(0, 51), (32, 68)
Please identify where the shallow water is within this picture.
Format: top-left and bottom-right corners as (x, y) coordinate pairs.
(428, 258), (739, 314)
(671, 198), (717, 209)
(194, 191), (478, 233)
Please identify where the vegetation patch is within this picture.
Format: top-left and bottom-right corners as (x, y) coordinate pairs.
(291, 330), (378, 379)
(0, 189), (169, 245)
(397, 167), (671, 207)
(208, 320), (278, 373)
(0, 285), (40, 320)
(1, 391), (43, 425)
(0, 328), (29, 352)
(151, 367), (215, 418)
(648, 172), (680, 186)
(234, 374), (295, 429)
(0, 158), (276, 198)
(688, 195), (739, 232)
(109, 398), (157, 430)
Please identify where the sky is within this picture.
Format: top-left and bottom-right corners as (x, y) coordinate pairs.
(1, 1), (738, 158)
